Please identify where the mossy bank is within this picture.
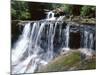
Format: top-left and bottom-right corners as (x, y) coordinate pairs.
(37, 50), (96, 73)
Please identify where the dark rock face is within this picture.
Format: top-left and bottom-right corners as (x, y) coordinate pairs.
(28, 2), (47, 20)
(11, 21), (24, 47)
(54, 12), (67, 17)
(69, 32), (81, 49)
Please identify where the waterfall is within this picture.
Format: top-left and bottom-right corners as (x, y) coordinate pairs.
(84, 30), (89, 49)
(46, 11), (56, 20)
(83, 30), (95, 50)
(12, 23), (31, 65)
(65, 25), (70, 50)
(89, 33), (94, 50)
(12, 11), (96, 74)
(80, 25), (95, 56)
(12, 11), (65, 74)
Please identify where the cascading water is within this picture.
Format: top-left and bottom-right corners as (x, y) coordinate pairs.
(12, 23), (31, 65)
(84, 30), (89, 49)
(79, 25), (95, 56)
(12, 11), (65, 74)
(12, 11), (96, 74)
(83, 26), (95, 51)
(89, 33), (94, 50)
(64, 25), (70, 50)
(46, 11), (56, 20)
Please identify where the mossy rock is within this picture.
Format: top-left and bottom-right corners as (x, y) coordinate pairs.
(37, 50), (96, 73)
(63, 16), (96, 25)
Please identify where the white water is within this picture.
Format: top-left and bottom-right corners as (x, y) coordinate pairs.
(46, 11), (56, 20)
(89, 33), (94, 50)
(84, 30), (94, 50)
(65, 25), (70, 50)
(12, 11), (65, 74)
(12, 11), (95, 74)
(84, 31), (89, 49)
(12, 23), (31, 65)
(81, 29), (95, 56)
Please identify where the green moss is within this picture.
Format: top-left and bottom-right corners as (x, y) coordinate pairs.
(37, 51), (96, 73)
(38, 51), (81, 72)
(82, 58), (96, 69)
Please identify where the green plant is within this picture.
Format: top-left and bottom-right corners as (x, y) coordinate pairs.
(80, 6), (95, 16)
(11, 1), (31, 20)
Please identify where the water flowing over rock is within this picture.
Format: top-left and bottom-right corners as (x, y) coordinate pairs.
(11, 11), (96, 74)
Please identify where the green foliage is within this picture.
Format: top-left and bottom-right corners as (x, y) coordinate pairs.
(60, 4), (73, 14)
(51, 4), (73, 14)
(11, 1), (96, 20)
(61, 5), (95, 17)
(11, 1), (31, 20)
(52, 4), (63, 9)
(80, 6), (96, 16)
